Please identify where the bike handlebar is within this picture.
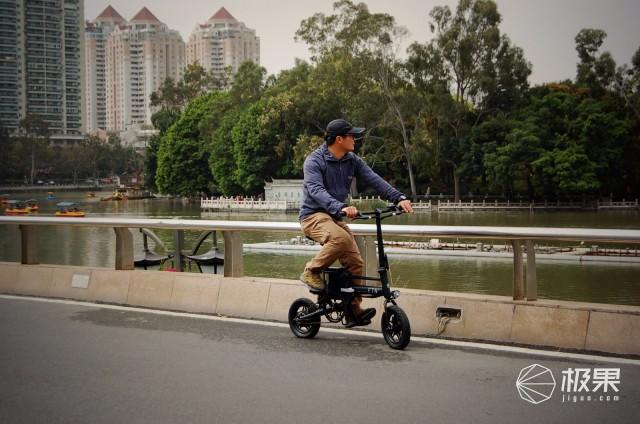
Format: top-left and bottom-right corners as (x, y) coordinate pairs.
(339, 205), (405, 220)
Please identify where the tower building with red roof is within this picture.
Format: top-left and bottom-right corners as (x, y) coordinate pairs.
(187, 7), (260, 77)
(85, 6), (185, 133)
(85, 5), (127, 131)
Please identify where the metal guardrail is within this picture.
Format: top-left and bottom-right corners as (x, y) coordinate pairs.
(2, 216), (640, 302)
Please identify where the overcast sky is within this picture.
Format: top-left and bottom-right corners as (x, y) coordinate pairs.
(85, 0), (640, 84)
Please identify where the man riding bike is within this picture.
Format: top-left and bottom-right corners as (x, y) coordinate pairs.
(299, 118), (413, 327)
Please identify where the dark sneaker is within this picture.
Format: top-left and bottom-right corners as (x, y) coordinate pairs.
(299, 270), (325, 291)
(345, 308), (376, 328)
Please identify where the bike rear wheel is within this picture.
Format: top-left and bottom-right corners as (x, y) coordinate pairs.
(288, 298), (321, 338)
(381, 305), (411, 349)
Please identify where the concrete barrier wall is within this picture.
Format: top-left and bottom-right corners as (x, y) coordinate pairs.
(1, 262), (638, 356)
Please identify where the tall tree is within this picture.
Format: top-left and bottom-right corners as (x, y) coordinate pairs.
(18, 114), (49, 185)
(231, 101), (278, 194)
(150, 62), (219, 114)
(615, 46), (640, 121)
(230, 61), (267, 106)
(296, 0), (418, 198)
(575, 28), (616, 96)
(209, 109), (243, 195)
(147, 62), (222, 190)
(407, 0), (530, 200)
(0, 121), (13, 182)
(156, 92), (230, 196)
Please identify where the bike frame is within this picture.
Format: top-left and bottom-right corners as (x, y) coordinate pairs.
(319, 206), (402, 306)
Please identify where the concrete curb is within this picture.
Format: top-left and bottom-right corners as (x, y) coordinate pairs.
(1, 262), (638, 356)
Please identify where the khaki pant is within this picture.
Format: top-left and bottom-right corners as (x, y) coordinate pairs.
(300, 212), (364, 310)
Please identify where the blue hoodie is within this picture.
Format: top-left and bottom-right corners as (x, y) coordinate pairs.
(299, 144), (405, 220)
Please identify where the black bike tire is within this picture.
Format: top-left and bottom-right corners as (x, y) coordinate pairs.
(288, 298), (321, 339)
(381, 305), (411, 349)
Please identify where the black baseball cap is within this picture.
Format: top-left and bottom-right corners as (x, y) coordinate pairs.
(325, 119), (365, 140)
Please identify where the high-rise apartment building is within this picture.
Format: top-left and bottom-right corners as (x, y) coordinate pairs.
(95, 7), (185, 132)
(84, 5), (125, 132)
(187, 7), (260, 76)
(0, 0), (85, 139)
(0, 0), (23, 131)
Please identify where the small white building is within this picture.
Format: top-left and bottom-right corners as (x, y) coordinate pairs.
(264, 179), (304, 206)
(119, 124), (159, 151)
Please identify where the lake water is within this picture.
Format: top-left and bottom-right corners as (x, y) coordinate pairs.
(1, 191), (639, 306)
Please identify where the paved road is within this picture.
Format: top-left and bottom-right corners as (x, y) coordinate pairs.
(0, 296), (638, 424)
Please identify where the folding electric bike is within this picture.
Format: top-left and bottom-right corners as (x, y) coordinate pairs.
(288, 206), (411, 350)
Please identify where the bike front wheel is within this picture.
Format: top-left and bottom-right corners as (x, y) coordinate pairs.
(381, 305), (411, 349)
(288, 298), (321, 339)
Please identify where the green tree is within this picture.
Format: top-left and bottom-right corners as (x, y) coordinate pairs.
(532, 140), (600, 195)
(296, 0), (418, 197)
(18, 114), (49, 185)
(0, 121), (14, 182)
(231, 101), (274, 193)
(615, 46), (640, 122)
(230, 61), (266, 106)
(575, 29), (616, 95)
(481, 119), (541, 197)
(147, 62), (221, 190)
(407, 0), (530, 200)
(150, 62), (218, 114)
(209, 109), (243, 195)
(143, 135), (161, 191)
(156, 92), (229, 196)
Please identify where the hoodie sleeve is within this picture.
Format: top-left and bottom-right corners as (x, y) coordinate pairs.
(353, 155), (405, 203)
(303, 155), (347, 216)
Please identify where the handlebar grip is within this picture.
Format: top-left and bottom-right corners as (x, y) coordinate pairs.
(339, 211), (365, 219)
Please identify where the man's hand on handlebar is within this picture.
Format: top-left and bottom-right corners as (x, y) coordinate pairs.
(398, 199), (414, 213)
(341, 205), (359, 219)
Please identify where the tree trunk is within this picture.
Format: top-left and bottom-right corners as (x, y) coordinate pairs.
(386, 91), (417, 200)
(407, 158), (417, 201)
(453, 171), (460, 202)
(400, 134), (417, 200)
(30, 145), (35, 185)
(526, 168), (534, 200)
(446, 160), (460, 202)
(377, 58), (417, 200)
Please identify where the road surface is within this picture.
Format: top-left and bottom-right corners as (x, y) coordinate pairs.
(0, 296), (637, 423)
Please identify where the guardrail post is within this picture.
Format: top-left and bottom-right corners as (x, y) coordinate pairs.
(222, 231), (244, 277)
(525, 240), (537, 301)
(512, 240), (525, 300)
(355, 235), (377, 277)
(173, 230), (185, 271)
(19, 225), (38, 264)
(114, 227), (134, 270)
